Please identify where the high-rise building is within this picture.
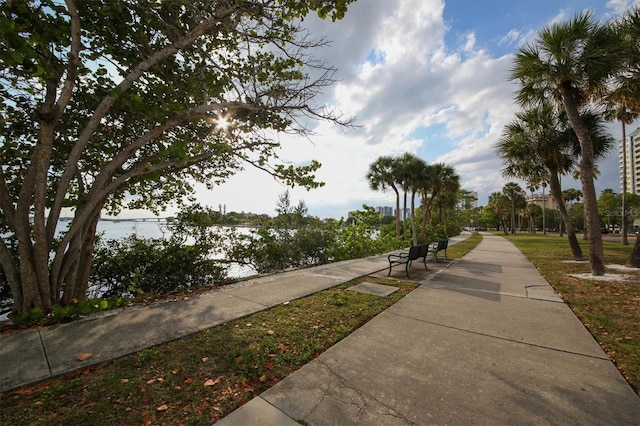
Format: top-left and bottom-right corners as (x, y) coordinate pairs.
(620, 127), (640, 195)
(376, 206), (394, 216)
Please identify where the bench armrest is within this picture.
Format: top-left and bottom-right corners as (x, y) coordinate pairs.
(388, 251), (408, 260)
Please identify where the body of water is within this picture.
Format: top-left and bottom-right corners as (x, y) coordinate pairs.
(62, 219), (256, 279)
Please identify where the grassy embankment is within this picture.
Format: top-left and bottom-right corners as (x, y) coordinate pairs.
(0, 234), (482, 425)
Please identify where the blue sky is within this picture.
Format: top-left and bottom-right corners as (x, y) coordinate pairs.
(121, 0), (640, 219)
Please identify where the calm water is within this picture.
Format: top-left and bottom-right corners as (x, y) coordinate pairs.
(59, 219), (256, 279)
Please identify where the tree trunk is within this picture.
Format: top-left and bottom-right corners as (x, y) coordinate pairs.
(510, 200), (516, 234)
(621, 122), (628, 245)
(402, 189), (407, 234)
(394, 189), (401, 237)
(410, 191), (417, 246)
(419, 195), (432, 242)
(549, 170), (584, 261)
(542, 184), (547, 235)
(627, 235), (640, 267)
(559, 83), (604, 275)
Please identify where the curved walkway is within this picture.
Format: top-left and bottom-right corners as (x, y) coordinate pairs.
(219, 233), (640, 425)
(1, 233), (639, 425)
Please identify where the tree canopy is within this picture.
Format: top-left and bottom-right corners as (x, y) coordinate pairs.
(0, 0), (355, 316)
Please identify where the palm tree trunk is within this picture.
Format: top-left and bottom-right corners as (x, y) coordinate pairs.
(559, 84), (604, 274)
(627, 235), (640, 267)
(394, 190), (401, 237)
(549, 170), (585, 261)
(621, 122), (628, 245)
(542, 184), (546, 235)
(411, 191), (417, 246)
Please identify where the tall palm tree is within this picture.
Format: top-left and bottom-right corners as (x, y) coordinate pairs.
(367, 156), (401, 236)
(393, 152), (423, 235)
(488, 192), (511, 235)
(419, 163), (459, 242)
(502, 182), (523, 235)
(510, 11), (626, 275)
(497, 104), (582, 259)
(605, 7), (640, 246)
(405, 156), (428, 246)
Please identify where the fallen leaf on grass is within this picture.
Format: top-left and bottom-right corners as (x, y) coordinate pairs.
(156, 404), (168, 411)
(265, 362), (274, 371)
(235, 355), (244, 363)
(259, 375), (267, 383)
(184, 378), (193, 385)
(267, 329), (275, 335)
(75, 352), (93, 361)
(201, 357), (209, 363)
(146, 379), (156, 385)
(120, 379), (129, 384)
(204, 376), (224, 387)
(241, 377), (254, 393)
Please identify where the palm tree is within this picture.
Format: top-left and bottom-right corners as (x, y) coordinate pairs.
(367, 156), (401, 236)
(406, 157), (429, 246)
(605, 7), (640, 246)
(502, 182), (523, 235)
(510, 11), (626, 275)
(524, 203), (543, 233)
(419, 163), (459, 242)
(496, 104), (585, 260)
(488, 192), (511, 235)
(393, 152), (423, 236)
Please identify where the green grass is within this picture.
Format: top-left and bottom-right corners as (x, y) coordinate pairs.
(501, 233), (640, 396)
(0, 234), (484, 425)
(0, 278), (418, 425)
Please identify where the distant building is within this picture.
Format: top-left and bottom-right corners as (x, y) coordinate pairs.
(620, 127), (640, 195)
(395, 207), (411, 218)
(526, 193), (558, 211)
(376, 206), (394, 216)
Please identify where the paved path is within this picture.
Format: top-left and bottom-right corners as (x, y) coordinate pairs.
(1, 233), (639, 425)
(219, 233), (640, 425)
(0, 246), (400, 392)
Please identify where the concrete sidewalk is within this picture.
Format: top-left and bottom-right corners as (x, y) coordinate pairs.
(219, 233), (640, 425)
(0, 246), (405, 392)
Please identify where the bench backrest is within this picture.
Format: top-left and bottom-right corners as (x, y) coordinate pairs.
(437, 239), (448, 250)
(407, 245), (421, 260)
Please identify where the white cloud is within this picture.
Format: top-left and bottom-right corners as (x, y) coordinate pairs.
(118, 0), (637, 219)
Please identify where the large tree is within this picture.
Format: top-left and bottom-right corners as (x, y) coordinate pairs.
(497, 104), (613, 260)
(510, 11), (627, 275)
(605, 7), (640, 246)
(0, 0), (355, 316)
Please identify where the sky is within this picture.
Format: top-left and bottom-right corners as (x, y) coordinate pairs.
(119, 0), (640, 220)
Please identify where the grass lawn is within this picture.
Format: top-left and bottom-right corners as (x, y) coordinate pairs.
(501, 232), (640, 397)
(0, 234), (482, 425)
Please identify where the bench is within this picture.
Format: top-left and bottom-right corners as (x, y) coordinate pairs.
(427, 239), (449, 262)
(387, 244), (429, 279)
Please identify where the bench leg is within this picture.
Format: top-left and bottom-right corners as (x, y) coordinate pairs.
(405, 261), (412, 279)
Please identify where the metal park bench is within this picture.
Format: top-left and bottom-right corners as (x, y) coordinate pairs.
(387, 244), (429, 279)
(427, 239), (449, 262)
